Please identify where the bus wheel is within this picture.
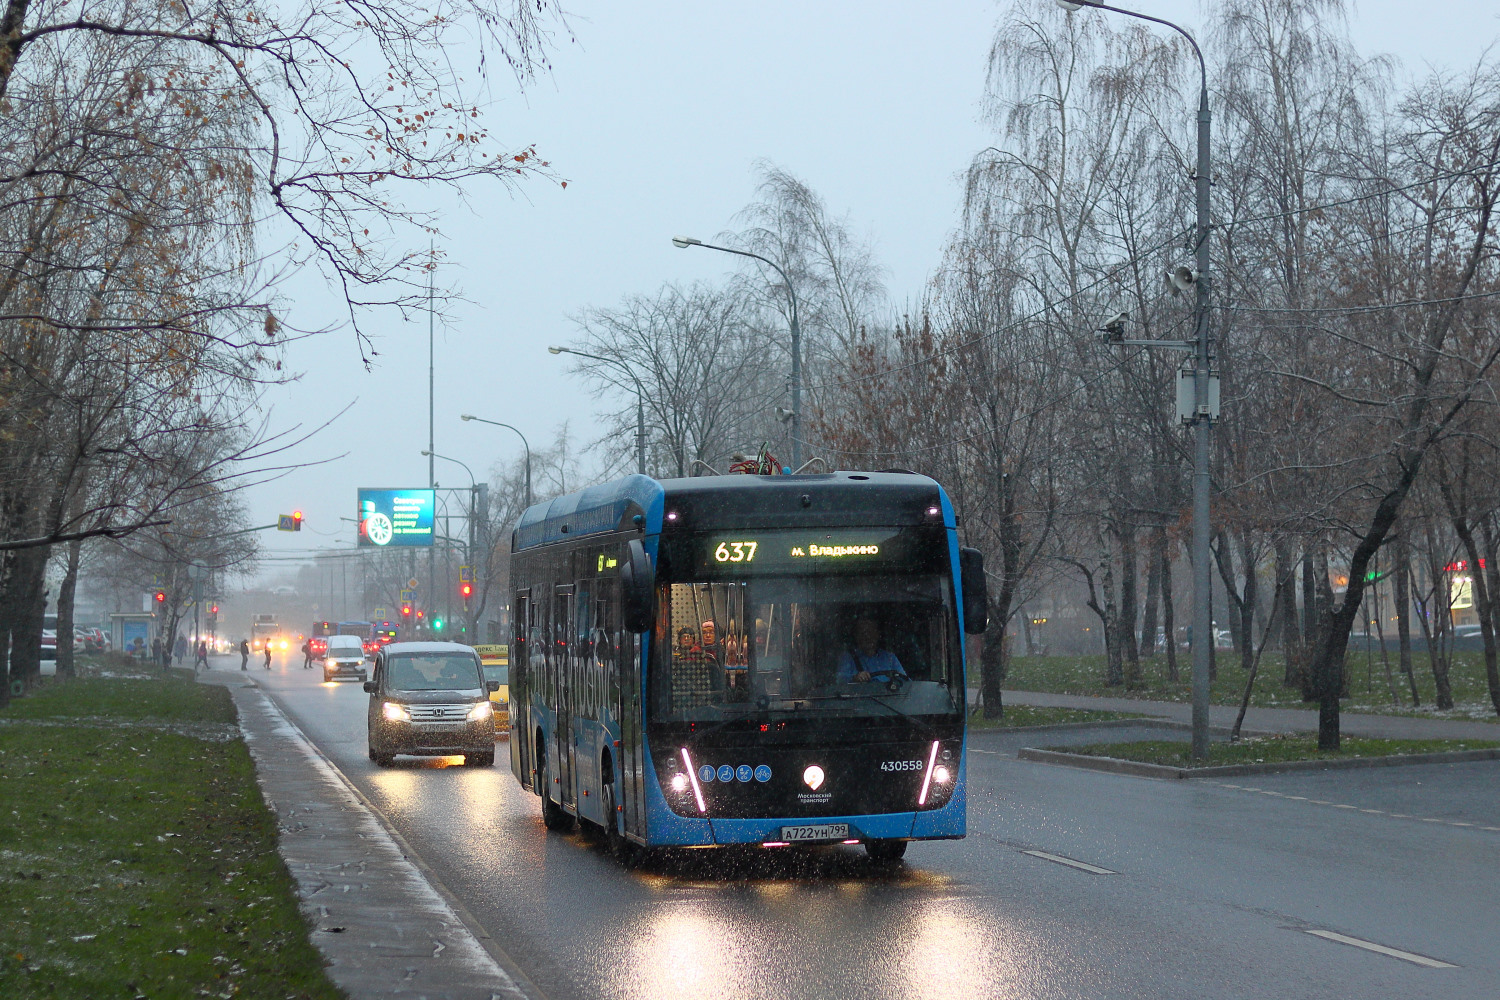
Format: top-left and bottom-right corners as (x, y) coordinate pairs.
(538, 755), (573, 831)
(865, 839), (908, 863)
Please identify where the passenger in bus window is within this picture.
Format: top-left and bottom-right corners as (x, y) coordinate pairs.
(699, 620), (720, 662)
(837, 618), (908, 684)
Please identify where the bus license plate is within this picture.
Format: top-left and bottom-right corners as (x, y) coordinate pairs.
(780, 823), (848, 842)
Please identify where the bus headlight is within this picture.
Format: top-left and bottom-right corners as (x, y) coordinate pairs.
(467, 701), (492, 722)
(670, 773), (690, 793)
(382, 702), (410, 723)
(932, 765), (951, 784)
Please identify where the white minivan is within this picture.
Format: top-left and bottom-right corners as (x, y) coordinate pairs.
(323, 634), (368, 682)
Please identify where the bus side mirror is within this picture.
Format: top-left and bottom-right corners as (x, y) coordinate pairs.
(621, 538), (656, 634)
(362, 681), (376, 694)
(959, 547), (988, 634)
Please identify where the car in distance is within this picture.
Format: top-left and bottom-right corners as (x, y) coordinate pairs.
(474, 644), (510, 734)
(364, 641), (497, 767)
(323, 634), (368, 682)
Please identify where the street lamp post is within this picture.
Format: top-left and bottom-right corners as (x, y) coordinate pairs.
(1058, 0), (1214, 758)
(547, 346), (647, 475)
(672, 236), (803, 469)
(460, 414), (532, 508)
(422, 451), (475, 634)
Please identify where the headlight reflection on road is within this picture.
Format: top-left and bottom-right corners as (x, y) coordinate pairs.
(625, 910), (740, 999)
(902, 899), (1018, 1000)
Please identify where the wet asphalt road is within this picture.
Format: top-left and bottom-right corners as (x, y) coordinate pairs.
(247, 655), (1500, 1000)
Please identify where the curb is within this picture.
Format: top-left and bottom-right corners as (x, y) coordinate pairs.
(970, 718), (1276, 738)
(1017, 745), (1500, 780)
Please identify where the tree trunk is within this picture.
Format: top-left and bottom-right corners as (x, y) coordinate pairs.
(1275, 537), (1300, 685)
(1393, 529), (1418, 706)
(1, 545), (49, 694)
(1212, 530), (1246, 658)
(1120, 522), (1142, 688)
(979, 611), (1007, 720)
(56, 537), (83, 678)
(1101, 534), (1122, 688)
(1161, 534), (1178, 682)
(1140, 528), (1161, 659)
(1239, 529), (1258, 674)
(1478, 518), (1500, 716)
(1420, 521), (1455, 710)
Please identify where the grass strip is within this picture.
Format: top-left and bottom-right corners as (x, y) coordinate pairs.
(1057, 733), (1500, 768)
(967, 705), (1145, 729)
(0, 676), (343, 999)
(1002, 651), (1500, 719)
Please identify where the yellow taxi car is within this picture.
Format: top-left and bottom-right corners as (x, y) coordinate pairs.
(473, 644), (509, 736)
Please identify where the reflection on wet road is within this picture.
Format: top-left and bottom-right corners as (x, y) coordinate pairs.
(250, 660), (1500, 1000)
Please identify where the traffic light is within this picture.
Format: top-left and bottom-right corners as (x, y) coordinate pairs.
(400, 603), (412, 618)
(153, 590), (166, 604)
(459, 580), (473, 600)
(210, 605), (219, 615)
(292, 510), (303, 530)
(432, 616), (444, 632)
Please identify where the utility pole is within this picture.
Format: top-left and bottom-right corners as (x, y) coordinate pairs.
(1059, 0), (1216, 757)
(428, 244), (436, 637)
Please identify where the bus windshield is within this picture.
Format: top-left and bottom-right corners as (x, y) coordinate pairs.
(649, 573), (961, 724)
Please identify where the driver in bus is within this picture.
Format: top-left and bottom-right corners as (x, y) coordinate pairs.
(836, 617), (908, 684)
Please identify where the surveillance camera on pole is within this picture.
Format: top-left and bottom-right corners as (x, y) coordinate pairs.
(1096, 310), (1129, 343)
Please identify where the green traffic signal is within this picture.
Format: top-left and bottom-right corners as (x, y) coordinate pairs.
(432, 617), (444, 632)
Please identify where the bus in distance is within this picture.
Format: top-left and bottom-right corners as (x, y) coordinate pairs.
(506, 470), (986, 863)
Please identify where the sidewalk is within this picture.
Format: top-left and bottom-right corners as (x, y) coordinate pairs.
(200, 667), (538, 1000)
(995, 689), (1500, 741)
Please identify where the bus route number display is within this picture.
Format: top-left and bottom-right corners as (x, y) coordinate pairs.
(714, 541), (758, 563)
(696, 530), (905, 573)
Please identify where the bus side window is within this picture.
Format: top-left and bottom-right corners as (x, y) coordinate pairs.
(513, 594), (530, 691)
(576, 582), (593, 717)
(532, 596), (549, 698)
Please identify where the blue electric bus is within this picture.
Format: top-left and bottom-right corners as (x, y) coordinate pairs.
(506, 470), (986, 863)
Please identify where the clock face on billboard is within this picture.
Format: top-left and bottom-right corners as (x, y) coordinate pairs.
(356, 489), (434, 547)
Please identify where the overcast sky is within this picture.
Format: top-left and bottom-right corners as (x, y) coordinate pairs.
(244, 0), (1500, 580)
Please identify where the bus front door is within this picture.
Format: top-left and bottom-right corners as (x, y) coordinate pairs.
(553, 586), (575, 811)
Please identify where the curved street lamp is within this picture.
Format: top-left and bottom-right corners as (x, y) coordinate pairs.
(421, 449), (475, 489)
(1057, 0), (1214, 759)
(672, 235), (803, 468)
(459, 415), (532, 508)
(548, 346), (647, 475)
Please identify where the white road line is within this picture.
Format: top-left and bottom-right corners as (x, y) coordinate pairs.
(1303, 929), (1457, 968)
(1214, 784), (1499, 834)
(1021, 850), (1116, 875)
(969, 748), (1002, 755)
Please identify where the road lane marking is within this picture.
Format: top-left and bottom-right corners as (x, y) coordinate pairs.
(1212, 784), (1496, 833)
(1021, 850), (1116, 875)
(1303, 929), (1457, 968)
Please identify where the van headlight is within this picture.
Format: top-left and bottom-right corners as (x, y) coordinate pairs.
(382, 702), (410, 723)
(467, 701), (493, 722)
